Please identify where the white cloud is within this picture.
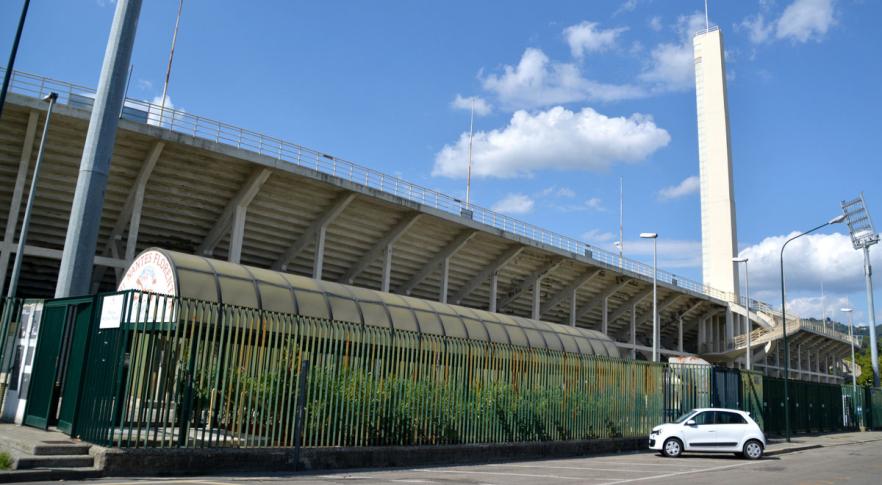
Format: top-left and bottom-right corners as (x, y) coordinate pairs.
(658, 175), (700, 200)
(649, 16), (663, 32)
(451, 94), (492, 116)
(639, 13), (705, 93)
(786, 295), (852, 321)
(136, 79), (154, 91)
(739, 14), (774, 44)
(492, 193), (534, 214)
(585, 197), (605, 211)
(539, 186), (576, 198)
(740, 0), (836, 45)
(626, 238), (703, 269)
(776, 0), (836, 42)
(614, 0), (639, 16)
(563, 21), (628, 58)
(583, 229), (616, 243)
(147, 95), (184, 128)
(432, 105), (670, 179)
(738, 232), (881, 299)
(480, 48), (646, 108)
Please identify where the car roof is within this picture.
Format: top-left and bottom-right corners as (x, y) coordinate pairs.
(691, 408), (749, 414)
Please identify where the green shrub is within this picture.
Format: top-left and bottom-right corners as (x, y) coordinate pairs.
(0, 451), (13, 470)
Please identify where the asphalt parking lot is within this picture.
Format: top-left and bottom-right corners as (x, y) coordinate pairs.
(27, 436), (882, 485)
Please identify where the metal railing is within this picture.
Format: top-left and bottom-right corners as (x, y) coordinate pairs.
(733, 318), (859, 349)
(74, 290), (715, 448)
(1, 67), (735, 304)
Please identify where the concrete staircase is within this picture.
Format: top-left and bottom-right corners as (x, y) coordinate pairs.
(0, 425), (102, 482)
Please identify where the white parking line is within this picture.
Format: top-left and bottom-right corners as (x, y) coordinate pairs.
(597, 461), (753, 484)
(487, 463), (703, 473)
(528, 459), (708, 468)
(412, 468), (617, 481)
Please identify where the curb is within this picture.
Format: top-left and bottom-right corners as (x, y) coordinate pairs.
(0, 468), (102, 484)
(765, 436), (882, 457)
(765, 444), (822, 456)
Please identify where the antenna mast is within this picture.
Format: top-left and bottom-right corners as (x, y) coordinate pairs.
(619, 176), (624, 267)
(159, 0), (184, 126)
(704, 0), (709, 31)
(466, 99), (474, 208)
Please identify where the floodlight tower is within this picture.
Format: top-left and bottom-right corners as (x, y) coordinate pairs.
(841, 193), (879, 386)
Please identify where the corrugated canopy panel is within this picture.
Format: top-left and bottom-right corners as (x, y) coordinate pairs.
(119, 248), (621, 358)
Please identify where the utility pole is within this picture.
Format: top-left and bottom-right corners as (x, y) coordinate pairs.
(0, 0), (30, 121)
(55, 0), (143, 298)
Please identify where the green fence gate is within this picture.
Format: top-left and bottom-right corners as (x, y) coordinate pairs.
(762, 376), (846, 435)
(868, 388), (882, 430)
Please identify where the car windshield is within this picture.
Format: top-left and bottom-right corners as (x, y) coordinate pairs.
(673, 411), (696, 423)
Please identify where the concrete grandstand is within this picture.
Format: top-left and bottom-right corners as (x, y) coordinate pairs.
(0, 67), (858, 381)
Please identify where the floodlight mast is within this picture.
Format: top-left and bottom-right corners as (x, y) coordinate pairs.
(842, 193), (880, 387)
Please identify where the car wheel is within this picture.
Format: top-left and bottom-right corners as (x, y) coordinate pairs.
(742, 440), (763, 460)
(663, 438), (683, 458)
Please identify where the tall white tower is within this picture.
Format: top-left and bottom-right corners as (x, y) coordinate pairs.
(693, 27), (739, 296)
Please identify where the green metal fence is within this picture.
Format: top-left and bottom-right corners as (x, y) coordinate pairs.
(741, 371), (764, 430)
(762, 376), (846, 435)
(663, 364), (712, 421)
(868, 388), (882, 430)
(74, 291), (683, 448)
(0, 298), (25, 406)
(841, 385), (866, 429)
(49, 290), (882, 447)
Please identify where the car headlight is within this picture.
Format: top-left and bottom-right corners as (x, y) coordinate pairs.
(650, 430), (659, 436)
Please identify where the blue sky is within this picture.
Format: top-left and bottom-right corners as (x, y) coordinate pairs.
(2, 0), (881, 325)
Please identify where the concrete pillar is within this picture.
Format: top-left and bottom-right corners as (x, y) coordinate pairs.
(227, 205), (247, 264)
(725, 308), (734, 349)
(698, 317), (705, 353)
(381, 245), (392, 292)
(0, 111), (39, 297)
(797, 345), (802, 381)
(630, 303), (637, 360)
(313, 227), (327, 280)
(440, 257), (449, 303)
(55, 0), (144, 298)
(489, 271), (498, 312)
(531, 277), (541, 320)
(678, 315), (684, 352)
(601, 296), (609, 334)
(569, 287), (577, 327)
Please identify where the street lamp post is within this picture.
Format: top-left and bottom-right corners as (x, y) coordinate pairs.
(733, 257), (751, 370)
(841, 307), (857, 415)
(7, 92), (58, 299)
(641, 232), (659, 362)
(780, 214), (847, 442)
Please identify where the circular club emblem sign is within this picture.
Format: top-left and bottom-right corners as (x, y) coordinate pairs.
(117, 250), (177, 297)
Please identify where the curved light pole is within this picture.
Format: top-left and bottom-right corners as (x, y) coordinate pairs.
(7, 92), (57, 298)
(641, 232), (658, 362)
(733, 257), (751, 370)
(780, 214), (847, 442)
(841, 307), (857, 420)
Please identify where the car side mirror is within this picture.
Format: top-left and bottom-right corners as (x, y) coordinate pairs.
(685, 419), (697, 426)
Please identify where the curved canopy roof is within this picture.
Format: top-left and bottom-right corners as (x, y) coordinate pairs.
(119, 248), (621, 357)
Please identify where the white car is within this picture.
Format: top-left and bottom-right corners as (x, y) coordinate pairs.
(649, 408), (766, 460)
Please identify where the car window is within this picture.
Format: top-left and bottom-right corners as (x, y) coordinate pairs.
(674, 411), (696, 423)
(716, 411), (747, 424)
(691, 411), (715, 425)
